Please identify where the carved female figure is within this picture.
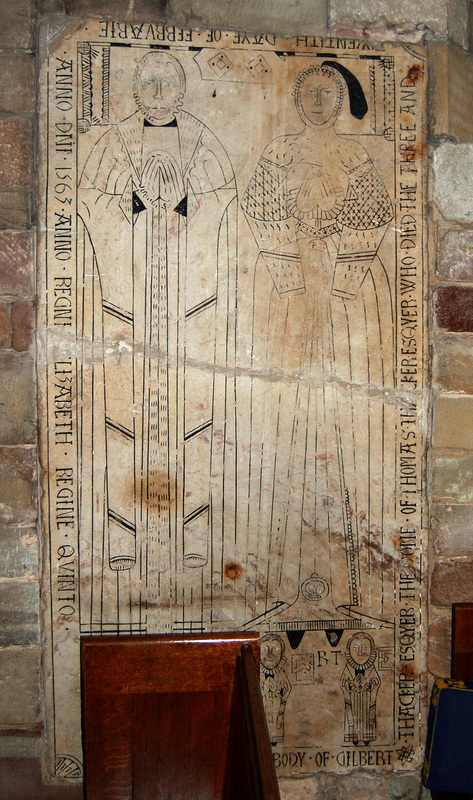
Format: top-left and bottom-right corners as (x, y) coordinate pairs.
(242, 62), (395, 635)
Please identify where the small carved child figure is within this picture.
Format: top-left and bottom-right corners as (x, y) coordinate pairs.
(260, 633), (292, 745)
(340, 632), (381, 746)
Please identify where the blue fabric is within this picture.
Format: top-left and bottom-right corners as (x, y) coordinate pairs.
(423, 678), (473, 793)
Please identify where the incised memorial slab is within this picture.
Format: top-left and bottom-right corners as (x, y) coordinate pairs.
(38, 19), (427, 781)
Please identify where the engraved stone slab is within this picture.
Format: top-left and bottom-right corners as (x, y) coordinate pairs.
(38, 21), (427, 782)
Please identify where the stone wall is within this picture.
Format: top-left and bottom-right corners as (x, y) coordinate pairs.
(0, 0), (472, 796)
(0, 0), (40, 759)
(429, 40), (473, 682)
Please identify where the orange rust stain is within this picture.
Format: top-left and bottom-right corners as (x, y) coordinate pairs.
(392, 534), (416, 559)
(225, 561), (243, 581)
(402, 141), (428, 163)
(407, 64), (422, 83)
(415, 142), (427, 158)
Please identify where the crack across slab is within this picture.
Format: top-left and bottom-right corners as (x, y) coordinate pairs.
(38, 327), (423, 409)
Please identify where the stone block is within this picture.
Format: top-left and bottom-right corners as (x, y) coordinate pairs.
(435, 287), (473, 332)
(431, 453), (473, 502)
(328, 0), (448, 35)
(433, 334), (473, 392)
(0, 353), (36, 445)
(329, 17), (424, 43)
(168, 0), (328, 36)
(0, 447), (37, 525)
(0, 192), (32, 231)
(431, 560), (473, 606)
(0, 649), (40, 724)
(40, 0), (65, 12)
(0, 581), (39, 645)
(0, 118), (33, 191)
(470, 1), (473, 51)
(279, 771), (427, 800)
(0, 737), (40, 758)
(0, 55), (35, 115)
(65, 0), (166, 19)
(0, 527), (38, 578)
(432, 503), (473, 557)
(0, 302), (11, 349)
(433, 394), (473, 449)
(11, 300), (34, 352)
(434, 143), (473, 223)
(448, 0), (469, 51)
(0, 0), (36, 50)
(439, 229), (473, 281)
(427, 611), (451, 677)
(0, 232), (34, 297)
(429, 43), (473, 143)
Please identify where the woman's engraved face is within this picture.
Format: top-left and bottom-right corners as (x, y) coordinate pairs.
(298, 73), (341, 127)
(135, 60), (183, 123)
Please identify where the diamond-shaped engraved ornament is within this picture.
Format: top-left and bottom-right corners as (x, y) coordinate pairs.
(208, 52), (233, 76)
(247, 54), (271, 79)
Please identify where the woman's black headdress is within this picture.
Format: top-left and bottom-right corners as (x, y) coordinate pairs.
(321, 60), (368, 120)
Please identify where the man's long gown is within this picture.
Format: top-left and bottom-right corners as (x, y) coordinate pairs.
(77, 109), (238, 633)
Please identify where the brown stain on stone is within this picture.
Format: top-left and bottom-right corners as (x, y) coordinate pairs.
(401, 140), (427, 162)
(120, 470), (175, 511)
(414, 142), (427, 159)
(407, 64), (422, 83)
(399, 663), (415, 678)
(435, 286), (473, 332)
(225, 561), (243, 581)
(366, 535), (396, 570)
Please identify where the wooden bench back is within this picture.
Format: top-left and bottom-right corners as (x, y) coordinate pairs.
(81, 632), (280, 800)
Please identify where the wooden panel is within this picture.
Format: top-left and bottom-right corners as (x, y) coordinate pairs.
(452, 603), (473, 680)
(81, 633), (259, 694)
(82, 693), (132, 800)
(224, 645), (280, 800)
(132, 691), (232, 800)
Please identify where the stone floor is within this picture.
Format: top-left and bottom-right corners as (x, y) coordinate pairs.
(0, 759), (83, 799)
(2, 759), (473, 799)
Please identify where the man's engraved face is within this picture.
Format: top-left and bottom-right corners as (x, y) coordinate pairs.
(261, 636), (283, 669)
(134, 56), (184, 124)
(298, 73), (341, 127)
(349, 633), (373, 666)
